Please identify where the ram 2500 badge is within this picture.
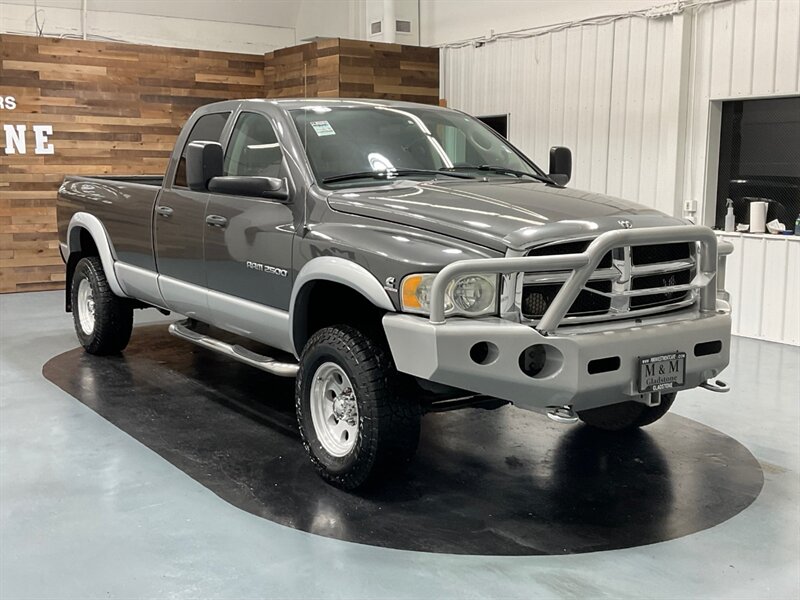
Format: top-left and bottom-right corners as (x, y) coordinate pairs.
(57, 99), (733, 489)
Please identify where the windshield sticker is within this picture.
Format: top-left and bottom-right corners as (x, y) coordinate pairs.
(310, 120), (335, 136)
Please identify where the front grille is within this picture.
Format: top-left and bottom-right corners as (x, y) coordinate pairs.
(630, 269), (692, 309)
(527, 241), (613, 268)
(631, 242), (691, 265)
(522, 281), (611, 319)
(520, 240), (696, 324)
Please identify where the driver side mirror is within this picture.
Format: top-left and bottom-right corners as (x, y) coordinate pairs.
(548, 146), (572, 186)
(186, 141), (223, 192)
(207, 176), (290, 201)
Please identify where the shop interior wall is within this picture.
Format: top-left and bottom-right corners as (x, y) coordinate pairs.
(264, 38), (439, 104)
(0, 0), (369, 54)
(420, 0), (670, 46)
(683, 0), (800, 345)
(0, 34), (266, 292)
(439, 12), (689, 217)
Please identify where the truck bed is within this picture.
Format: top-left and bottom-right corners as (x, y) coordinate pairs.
(88, 175), (165, 187)
(57, 175), (163, 271)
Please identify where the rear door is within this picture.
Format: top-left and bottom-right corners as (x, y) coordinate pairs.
(203, 111), (297, 345)
(154, 110), (231, 317)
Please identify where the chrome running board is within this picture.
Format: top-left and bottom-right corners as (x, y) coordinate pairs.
(168, 320), (299, 377)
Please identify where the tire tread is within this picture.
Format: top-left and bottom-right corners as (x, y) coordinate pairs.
(296, 325), (420, 490)
(71, 256), (133, 355)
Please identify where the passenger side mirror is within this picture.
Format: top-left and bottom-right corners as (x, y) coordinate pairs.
(207, 176), (290, 201)
(186, 141), (223, 192)
(548, 146), (572, 186)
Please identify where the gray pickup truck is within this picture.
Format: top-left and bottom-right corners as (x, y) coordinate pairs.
(58, 98), (733, 489)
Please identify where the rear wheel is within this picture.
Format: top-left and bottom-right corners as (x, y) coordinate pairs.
(296, 325), (421, 490)
(577, 393), (676, 432)
(70, 256), (133, 355)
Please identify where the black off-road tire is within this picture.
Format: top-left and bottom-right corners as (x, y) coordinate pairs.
(296, 325), (421, 490)
(70, 256), (133, 355)
(577, 392), (677, 432)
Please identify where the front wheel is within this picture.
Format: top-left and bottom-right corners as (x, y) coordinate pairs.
(577, 393), (676, 432)
(295, 325), (421, 490)
(70, 256), (133, 355)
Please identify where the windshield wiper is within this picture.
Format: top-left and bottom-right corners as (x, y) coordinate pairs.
(322, 169), (476, 184)
(441, 165), (554, 184)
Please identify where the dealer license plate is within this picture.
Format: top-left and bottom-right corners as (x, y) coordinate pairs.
(638, 352), (686, 393)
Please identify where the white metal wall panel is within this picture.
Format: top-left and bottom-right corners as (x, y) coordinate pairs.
(775, 0), (800, 94)
(682, 0), (800, 217)
(719, 234), (800, 345)
(441, 16), (679, 214)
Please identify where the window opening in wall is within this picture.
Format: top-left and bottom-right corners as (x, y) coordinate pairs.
(715, 96), (800, 230)
(477, 114), (509, 139)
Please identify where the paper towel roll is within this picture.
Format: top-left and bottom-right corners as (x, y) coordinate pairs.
(749, 201), (767, 233)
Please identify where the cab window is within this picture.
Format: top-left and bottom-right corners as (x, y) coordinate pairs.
(173, 112), (229, 188)
(224, 113), (284, 178)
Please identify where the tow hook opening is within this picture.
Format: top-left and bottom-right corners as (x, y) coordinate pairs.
(694, 340), (722, 357)
(588, 356), (621, 374)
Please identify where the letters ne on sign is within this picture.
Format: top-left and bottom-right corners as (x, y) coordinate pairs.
(1, 94), (56, 155)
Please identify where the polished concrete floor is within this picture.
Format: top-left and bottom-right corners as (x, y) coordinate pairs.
(1, 291), (799, 599)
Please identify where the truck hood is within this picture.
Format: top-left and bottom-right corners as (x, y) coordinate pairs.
(326, 179), (686, 252)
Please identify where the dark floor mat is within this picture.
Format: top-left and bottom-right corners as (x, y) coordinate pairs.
(43, 324), (763, 556)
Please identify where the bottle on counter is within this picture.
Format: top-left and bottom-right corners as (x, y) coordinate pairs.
(724, 198), (736, 232)
(795, 216), (800, 235)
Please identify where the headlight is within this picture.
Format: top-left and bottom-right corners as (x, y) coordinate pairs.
(400, 273), (497, 317)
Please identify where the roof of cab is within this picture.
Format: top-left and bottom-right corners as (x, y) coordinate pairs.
(236, 98), (451, 112)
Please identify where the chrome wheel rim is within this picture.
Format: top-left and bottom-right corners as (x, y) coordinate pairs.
(77, 278), (96, 335)
(310, 362), (359, 457)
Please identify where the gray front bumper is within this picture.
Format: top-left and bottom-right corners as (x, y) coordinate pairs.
(383, 306), (731, 412)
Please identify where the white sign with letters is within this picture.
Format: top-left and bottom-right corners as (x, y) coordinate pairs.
(1, 94), (56, 155)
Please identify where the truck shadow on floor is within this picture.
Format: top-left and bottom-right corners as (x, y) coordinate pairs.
(42, 324), (764, 556)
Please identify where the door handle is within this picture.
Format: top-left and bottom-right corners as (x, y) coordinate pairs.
(156, 205), (174, 217)
(205, 214), (228, 228)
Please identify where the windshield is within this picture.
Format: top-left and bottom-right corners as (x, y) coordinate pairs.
(290, 104), (544, 186)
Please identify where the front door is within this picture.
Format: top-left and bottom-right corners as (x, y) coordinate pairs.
(154, 110), (230, 317)
(203, 111), (297, 347)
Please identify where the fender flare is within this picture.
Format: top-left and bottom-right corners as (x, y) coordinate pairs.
(66, 212), (127, 297)
(289, 256), (395, 355)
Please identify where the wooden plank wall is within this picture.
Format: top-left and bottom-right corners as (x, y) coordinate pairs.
(0, 34), (265, 293)
(1, 35), (439, 293)
(337, 39), (439, 104)
(263, 39), (341, 98)
(265, 38), (439, 105)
